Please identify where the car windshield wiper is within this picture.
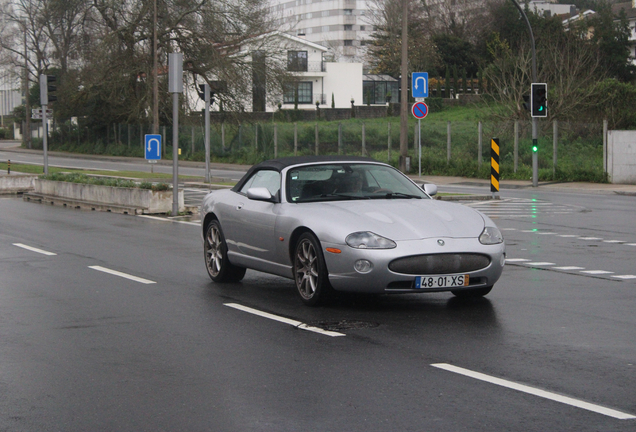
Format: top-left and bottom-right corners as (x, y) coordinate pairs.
(299, 193), (369, 202)
(320, 193), (371, 200)
(369, 192), (422, 199)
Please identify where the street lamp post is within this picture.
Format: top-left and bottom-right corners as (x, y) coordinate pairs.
(510, 0), (539, 187)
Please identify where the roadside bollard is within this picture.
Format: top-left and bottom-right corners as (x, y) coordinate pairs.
(7, 160), (10, 175)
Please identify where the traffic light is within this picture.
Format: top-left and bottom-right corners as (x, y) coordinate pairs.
(39, 74), (57, 105)
(531, 83), (547, 117)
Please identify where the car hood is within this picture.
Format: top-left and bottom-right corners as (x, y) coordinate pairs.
(315, 199), (486, 241)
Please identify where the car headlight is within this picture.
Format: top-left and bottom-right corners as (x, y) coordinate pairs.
(346, 232), (396, 249)
(479, 226), (504, 245)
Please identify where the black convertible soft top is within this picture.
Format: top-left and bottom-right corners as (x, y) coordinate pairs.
(232, 155), (380, 192)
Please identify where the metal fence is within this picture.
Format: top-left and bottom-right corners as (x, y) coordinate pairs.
(38, 118), (605, 179)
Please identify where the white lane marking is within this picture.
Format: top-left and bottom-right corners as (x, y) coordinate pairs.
(501, 228), (517, 231)
(627, 243), (636, 247)
(224, 303), (345, 337)
(553, 266), (585, 271)
(579, 237), (602, 241)
(88, 265), (156, 284)
(581, 270), (614, 275)
(536, 232), (558, 235)
(558, 235), (578, 238)
(13, 243), (57, 256)
(505, 258), (530, 263)
(525, 262), (556, 266)
(431, 363), (636, 420)
(603, 240), (625, 244)
(138, 215), (199, 226)
(612, 275), (636, 280)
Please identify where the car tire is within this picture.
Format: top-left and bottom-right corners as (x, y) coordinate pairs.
(293, 232), (333, 306)
(204, 220), (246, 283)
(451, 286), (492, 298)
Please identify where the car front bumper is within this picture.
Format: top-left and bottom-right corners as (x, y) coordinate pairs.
(322, 237), (505, 294)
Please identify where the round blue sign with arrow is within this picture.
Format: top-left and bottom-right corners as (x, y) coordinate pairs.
(412, 101), (428, 119)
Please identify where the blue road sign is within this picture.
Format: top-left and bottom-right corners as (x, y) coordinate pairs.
(412, 72), (428, 98)
(145, 134), (162, 160)
(412, 102), (428, 119)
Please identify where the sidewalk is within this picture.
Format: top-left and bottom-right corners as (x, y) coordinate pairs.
(409, 175), (636, 196)
(2, 140), (636, 196)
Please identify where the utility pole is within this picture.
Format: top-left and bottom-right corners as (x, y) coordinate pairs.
(24, 20), (31, 149)
(510, 0), (538, 187)
(398, 0), (408, 172)
(152, 0), (159, 135)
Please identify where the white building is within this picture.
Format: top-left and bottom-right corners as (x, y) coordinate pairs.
(528, 0), (577, 18)
(612, 1), (636, 64)
(0, 75), (22, 125)
(270, 0), (373, 63)
(192, 32), (364, 112)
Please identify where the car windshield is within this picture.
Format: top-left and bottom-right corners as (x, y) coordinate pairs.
(287, 163), (430, 203)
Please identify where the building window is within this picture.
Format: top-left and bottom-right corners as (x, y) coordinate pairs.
(322, 26), (330, 32)
(360, 25), (366, 31)
(287, 51), (308, 71)
(284, 82), (313, 104)
(344, 25), (353, 31)
(360, 39), (367, 46)
(344, 40), (353, 46)
(344, 9), (353, 15)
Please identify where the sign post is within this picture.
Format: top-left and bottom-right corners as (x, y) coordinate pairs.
(411, 102), (428, 177)
(169, 53), (183, 216)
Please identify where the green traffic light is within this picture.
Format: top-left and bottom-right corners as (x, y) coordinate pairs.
(532, 145), (538, 152)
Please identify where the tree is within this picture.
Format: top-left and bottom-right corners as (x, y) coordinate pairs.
(432, 33), (478, 77)
(366, 0), (440, 77)
(1, 0), (293, 131)
(586, 3), (635, 82)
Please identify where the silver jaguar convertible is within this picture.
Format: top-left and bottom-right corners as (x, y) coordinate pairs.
(201, 156), (505, 305)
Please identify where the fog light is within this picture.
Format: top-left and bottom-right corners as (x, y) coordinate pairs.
(354, 259), (373, 274)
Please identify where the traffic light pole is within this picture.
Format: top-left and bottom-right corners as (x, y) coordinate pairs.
(204, 84), (210, 183)
(510, 0), (539, 187)
(39, 74), (49, 175)
(168, 53), (183, 217)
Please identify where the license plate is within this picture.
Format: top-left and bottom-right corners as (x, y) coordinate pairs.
(415, 275), (469, 289)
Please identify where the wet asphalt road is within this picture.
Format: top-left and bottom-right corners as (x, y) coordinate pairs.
(1, 181), (636, 430)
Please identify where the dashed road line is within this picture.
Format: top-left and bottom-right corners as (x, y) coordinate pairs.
(506, 259), (636, 280)
(13, 243), (57, 256)
(137, 215), (199, 226)
(553, 266), (585, 271)
(581, 270), (614, 275)
(431, 363), (636, 420)
(88, 265), (156, 284)
(224, 303), (345, 337)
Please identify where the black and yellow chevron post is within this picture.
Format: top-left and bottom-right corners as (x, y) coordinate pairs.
(490, 138), (500, 195)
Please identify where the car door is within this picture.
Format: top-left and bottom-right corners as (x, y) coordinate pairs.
(231, 169), (282, 267)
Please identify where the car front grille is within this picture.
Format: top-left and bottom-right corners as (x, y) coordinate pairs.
(389, 253), (491, 275)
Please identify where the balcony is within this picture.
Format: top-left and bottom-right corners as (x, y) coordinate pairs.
(288, 61), (326, 73)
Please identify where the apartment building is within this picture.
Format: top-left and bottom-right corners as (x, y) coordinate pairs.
(270, 0), (373, 63)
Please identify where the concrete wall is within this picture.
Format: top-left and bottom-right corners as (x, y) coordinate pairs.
(607, 130), (636, 184)
(0, 174), (36, 193)
(34, 179), (185, 213)
(324, 62), (363, 109)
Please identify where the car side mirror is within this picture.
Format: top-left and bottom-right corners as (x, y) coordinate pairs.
(421, 183), (438, 196)
(246, 187), (273, 201)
